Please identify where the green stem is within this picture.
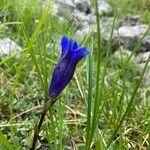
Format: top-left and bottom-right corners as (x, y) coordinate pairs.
(30, 97), (54, 150)
(30, 108), (47, 150)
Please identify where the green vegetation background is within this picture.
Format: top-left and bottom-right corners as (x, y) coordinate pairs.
(0, 0), (150, 149)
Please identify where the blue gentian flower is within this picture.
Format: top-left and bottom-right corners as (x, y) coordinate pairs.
(48, 35), (90, 100)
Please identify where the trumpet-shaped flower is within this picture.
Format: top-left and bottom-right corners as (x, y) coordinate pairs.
(48, 35), (90, 100)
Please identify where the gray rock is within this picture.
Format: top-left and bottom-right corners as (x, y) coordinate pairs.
(51, 3), (59, 16)
(56, 0), (75, 8)
(72, 10), (96, 29)
(74, 14), (150, 53)
(100, 17), (119, 50)
(141, 36), (150, 52)
(98, 0), (113, 16)
(100, 17), (117, 36)
(52, 1), (150, 54)
(140, 63), (150, 86)
(55, 0), (76, 16)
(74, 25), (91, 42)
(118, 25), (149, 38)
(73, 10), (90, 24)
(52, 0), (113, 18)
(87, 14), (96, 25)
(136, 52), (150, 63)
(98, 17), (118, 44)
(0, 38), (22, 56)
(74, 0), (91, 14)
(119, 15), (141, 27)
(118, 24), (150, 51)
(74, 16), (119, 50)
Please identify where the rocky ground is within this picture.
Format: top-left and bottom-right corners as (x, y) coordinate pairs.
(0, 0), (150, 85)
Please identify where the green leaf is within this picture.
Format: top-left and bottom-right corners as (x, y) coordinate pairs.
(0, 131), (14, 150)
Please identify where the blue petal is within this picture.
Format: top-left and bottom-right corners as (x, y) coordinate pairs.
(61, 35), (70, 58)
(70, 39), (78, 51)
(72, 47), (90, 61)
(48, 61), (77, 99)
(48, 59), (69, 98)
(48, 36), (90, 100)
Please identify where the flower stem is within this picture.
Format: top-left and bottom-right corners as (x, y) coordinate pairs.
(30, 108), (47, 150)
(30, 98), (53, 150)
